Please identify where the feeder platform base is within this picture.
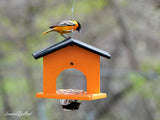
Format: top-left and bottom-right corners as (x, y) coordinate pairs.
(36, 93), (107, 100)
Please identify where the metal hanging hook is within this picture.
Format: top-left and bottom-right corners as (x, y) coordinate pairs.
(71, 0), (76, 38)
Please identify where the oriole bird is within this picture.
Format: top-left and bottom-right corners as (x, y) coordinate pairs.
(41, 20), (81, 38)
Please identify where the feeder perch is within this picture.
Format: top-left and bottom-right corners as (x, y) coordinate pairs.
(32, 37), (111, 101)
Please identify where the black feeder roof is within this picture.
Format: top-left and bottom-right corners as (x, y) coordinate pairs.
(32, 37), (111, 59)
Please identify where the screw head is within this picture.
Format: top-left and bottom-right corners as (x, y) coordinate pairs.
(70, 62), (74, 65)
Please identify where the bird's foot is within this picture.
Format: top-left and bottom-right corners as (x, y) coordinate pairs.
(61, 35), (68, 38)
(61, 35), (71, 40)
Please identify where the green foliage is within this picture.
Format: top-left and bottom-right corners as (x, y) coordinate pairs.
(0, 14), (12, 26)
(129, 73), (152, 98)
(129, 73), (160, 104)
(119, 0), (129, 6)
(141, 61), (160, 108)
(36, 4), (70, 29)
(75, 0), (107, 16)
(141, 61), (160, 73)
(4, 77), (28, 95)
(153, 62), (160, 73)
(1, 40), (14, 51)
(129, 73), (145, 90)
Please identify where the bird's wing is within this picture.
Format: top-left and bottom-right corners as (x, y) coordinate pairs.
(58, 20), (76, 26)
(49, 20), (76, 28)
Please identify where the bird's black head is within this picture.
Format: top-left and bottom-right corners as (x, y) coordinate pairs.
(76, 21), (81, 32)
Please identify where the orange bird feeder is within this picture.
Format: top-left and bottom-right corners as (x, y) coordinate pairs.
(32, 37), (111, 101)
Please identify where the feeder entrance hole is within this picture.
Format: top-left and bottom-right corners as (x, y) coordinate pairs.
(56, 68), (87, 91)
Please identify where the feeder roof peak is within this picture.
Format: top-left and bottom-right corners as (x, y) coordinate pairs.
(32, 37), (111, 59)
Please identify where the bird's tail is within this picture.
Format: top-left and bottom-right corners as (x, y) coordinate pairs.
(41, 29), (54, 35)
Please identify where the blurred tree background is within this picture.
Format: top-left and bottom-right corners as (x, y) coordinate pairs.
(0, 0), (160, 120)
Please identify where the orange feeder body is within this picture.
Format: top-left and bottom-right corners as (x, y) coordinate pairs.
(33, 38), (111, 100)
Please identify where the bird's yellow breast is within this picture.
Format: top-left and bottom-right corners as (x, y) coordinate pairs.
(54, 26), (76, 34)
